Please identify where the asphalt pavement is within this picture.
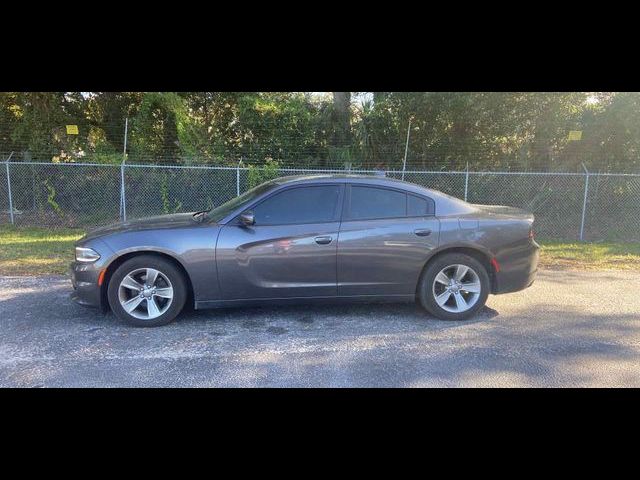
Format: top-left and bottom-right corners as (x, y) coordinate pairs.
(0, 269), (638, 387)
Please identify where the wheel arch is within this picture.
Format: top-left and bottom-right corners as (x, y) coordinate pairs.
(100, 250), (195, 312)
(417, 244), (497, 295)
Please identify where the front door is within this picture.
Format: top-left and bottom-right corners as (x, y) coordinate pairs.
(216, 184), (344, 300)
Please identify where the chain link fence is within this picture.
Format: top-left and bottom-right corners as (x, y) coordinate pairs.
(583, 173), (640, 241)
(123, 164), (241, 220)
(1, 161), (639, 242)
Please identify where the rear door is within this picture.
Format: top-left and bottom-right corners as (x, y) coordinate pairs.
(337, 184), (440, 296)
(216, 184), (344, 300)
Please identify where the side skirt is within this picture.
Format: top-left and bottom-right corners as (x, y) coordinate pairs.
(195, 294), (416, 310)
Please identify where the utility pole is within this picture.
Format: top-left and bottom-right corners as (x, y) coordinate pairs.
(5, 152), (14, 224)
(237, 158), (243, 197)
(402, 118), (412, 181)
(120, 118), (128, 221)
(579, 163), (590, 241)
(464, 162), (470, 201)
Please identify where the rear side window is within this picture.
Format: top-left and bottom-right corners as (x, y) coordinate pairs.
(349, 186), (406, 220)
(408, 194), (434, 216)
(252, 185), (341, 225)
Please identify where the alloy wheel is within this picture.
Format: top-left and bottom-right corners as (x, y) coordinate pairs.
(118, 268), (174, 320)
(431, 264), (482, 313)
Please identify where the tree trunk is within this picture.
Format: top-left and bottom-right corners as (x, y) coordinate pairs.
(331, 92), (351, 166)
(332, 92), (351, 142)
(100, 92), (126, 154)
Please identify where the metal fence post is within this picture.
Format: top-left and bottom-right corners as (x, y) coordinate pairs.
(5, 152), (14, 224)
(579, 163), (590, 241)
(120, 162), (127, 222)
(464, 162), (469, 201)
(237, 158), (243, 197)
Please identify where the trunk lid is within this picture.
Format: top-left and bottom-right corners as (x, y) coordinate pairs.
(472, 204), (534, 222)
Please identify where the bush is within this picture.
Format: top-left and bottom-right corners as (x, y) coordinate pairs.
(247, 159), (281, 189)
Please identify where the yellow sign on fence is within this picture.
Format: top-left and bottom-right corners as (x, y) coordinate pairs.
(66, 125), (79, 135)
(568, 130), (582, 141)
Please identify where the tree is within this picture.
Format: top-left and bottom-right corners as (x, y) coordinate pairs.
(0, 91), (638, 172)
(85, 92), (144, 153)
(129, 92), (195, 163)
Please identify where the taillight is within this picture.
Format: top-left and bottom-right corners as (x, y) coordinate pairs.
(528, 227), (534, 240)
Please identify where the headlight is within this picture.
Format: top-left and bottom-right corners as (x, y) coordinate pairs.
(75, 246), (101, 263)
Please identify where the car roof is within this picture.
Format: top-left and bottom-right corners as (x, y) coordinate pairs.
(272, 174), (423, 190)
(269, 174), (467, 206)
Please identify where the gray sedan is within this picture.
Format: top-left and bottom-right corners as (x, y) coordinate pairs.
(70, 175), (539, 327)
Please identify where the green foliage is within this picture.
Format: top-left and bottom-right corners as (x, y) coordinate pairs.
(130, 92), (195, 162)
(159, 174), (182, 214)
(247, 159), (281, 189)
(44, 180), (63, 217)
(87, 152), (124, 164)
(84, 137), (123, 164)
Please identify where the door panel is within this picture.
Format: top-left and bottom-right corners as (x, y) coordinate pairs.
(217, 223), (340, 299)
(216, 183), (344, 300)
(337, 217), (440, 296)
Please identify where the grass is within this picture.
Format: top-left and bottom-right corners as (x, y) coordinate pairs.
(0, 225), (84, 275)
(0, 225), (639, 276)
(537, 239), (640, 270)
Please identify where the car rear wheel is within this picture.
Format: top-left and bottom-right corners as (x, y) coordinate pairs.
(107, 255), (187, 327)
(418, 253), (490, 321)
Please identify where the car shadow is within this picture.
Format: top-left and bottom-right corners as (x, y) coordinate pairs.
(0, 277), (500, 336)
(178, 301), (500, 328)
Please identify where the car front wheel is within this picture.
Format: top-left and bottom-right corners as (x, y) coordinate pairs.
(418, 253), (490, 321)
(107, 255), (187, 327)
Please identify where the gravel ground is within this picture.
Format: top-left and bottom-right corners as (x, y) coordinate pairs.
(0, 269), (638, 387)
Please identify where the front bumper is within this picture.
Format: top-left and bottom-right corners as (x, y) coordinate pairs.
(69, 261), (104, 309)
(492, 239), (540, 294)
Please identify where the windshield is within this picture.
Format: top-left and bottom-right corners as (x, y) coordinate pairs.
(206, 181), (277, 223)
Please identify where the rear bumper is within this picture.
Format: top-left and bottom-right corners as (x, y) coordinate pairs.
(69, 261), (104, 309)
(492, 239), (540, 294)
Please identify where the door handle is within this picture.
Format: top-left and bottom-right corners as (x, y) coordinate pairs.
(314, 236), (333, 245)
(414, 229), (432, 237)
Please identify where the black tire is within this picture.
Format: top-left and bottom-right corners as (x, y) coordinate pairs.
(107, 255), (187, 327)
(417, 253), (490, 321)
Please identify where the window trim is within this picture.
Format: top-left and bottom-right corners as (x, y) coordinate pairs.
(343, 184), (436, 221)
(232, 183), (345, 226)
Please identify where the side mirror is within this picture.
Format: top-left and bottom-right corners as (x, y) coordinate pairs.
(239, 210), (255, 226)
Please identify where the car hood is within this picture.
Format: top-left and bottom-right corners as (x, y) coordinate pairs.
(81, 212), (201, 242)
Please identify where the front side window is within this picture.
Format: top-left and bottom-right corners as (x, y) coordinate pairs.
(252, 185), (341, 225)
